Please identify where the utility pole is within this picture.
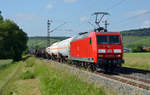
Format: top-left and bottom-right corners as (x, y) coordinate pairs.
(47, 19), (52, 47)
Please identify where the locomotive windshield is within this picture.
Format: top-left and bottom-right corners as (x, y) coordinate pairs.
(97, 35), (120, 44)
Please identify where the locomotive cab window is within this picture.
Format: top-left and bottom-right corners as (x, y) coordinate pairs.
(97, 35), (120, 44)
(109, 35), (120, 44)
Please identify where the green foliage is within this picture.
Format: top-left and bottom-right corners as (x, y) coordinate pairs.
(20, 71), (35, 80)
(0, 11), (28, 61)
(146, 49), (150, 52)
(132, 45), (145, 52)
(0, 11), (3, 21)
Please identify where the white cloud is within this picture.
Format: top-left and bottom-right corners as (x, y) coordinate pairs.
(64, 0), (77, 3)
(80, 16), (88, 22)
(46, 4), (53, 9)
(141, 21), (150, 28)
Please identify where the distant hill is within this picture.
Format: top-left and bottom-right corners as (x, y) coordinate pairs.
(121, 28), (150, 48)
(121, 28), (150, 36)
(28, 36), (69, 49)
(28, 28), (150, 49)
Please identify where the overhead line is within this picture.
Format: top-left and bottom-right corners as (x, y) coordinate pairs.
(106, 0), (127, 11)
(115, 11), (150, 25)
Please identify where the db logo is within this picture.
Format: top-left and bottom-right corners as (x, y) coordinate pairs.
(107, 49), (112, 53)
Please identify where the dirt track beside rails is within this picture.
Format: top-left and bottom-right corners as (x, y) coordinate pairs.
(43, 59), (150, 95)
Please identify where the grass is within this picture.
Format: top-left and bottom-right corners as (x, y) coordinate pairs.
(33, 57), (105, 95)
(1, 53), (150, 95)
(0, 59), (12, 67)
(0, 61), (22, 95)
(20, 71), (35, 80)
(11, 79), (41, 95)
(0, 62), (18, 91)
(123, 53), (150, 70)
(0, 57), (40, 95)
(0, 56), (106, 95)
(25, 60), (34, 67)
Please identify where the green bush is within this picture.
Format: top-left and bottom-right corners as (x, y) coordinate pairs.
(25, 62), (34, 67)
(20, 71), (35, 80)
(132, 45), (145, 52)
(146, 49), (150, 52)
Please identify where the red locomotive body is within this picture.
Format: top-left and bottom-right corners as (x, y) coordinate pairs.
(70, 32), (124, 71)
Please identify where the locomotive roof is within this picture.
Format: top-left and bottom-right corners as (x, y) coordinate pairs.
(72, 32), (89, 41)
(72, 32), (121, 41)
(95, 32), (121, 35)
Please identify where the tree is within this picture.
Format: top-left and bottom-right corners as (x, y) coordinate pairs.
(0, 11), (3, 21)
(0, 11), (28, 61)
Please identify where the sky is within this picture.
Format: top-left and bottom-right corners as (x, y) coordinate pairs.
(0, 0), (150, 37)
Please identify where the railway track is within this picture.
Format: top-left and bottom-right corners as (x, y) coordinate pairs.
(71, 62), (150, 90)
(88, 68), (150, 91)
(43, 58), (150, 95)
(116, 67), (150, 81)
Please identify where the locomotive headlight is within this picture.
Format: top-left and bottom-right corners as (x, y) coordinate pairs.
(98, 49), (106, 53)
(116, 54), (121, 57)
(114, 49), (121, 53)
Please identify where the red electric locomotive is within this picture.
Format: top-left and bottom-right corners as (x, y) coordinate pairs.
(70, 32), (124, 72)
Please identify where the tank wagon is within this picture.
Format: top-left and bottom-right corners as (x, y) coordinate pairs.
(46, 32), (124, 72)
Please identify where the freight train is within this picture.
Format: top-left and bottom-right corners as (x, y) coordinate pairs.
(45, 31), (124, 72)
(34, 12), (124, 72)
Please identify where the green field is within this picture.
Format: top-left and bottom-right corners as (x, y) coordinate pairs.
(123, 36), (150, 48)
(0, 57), (105, 95)
(123, 53), (150, 70)
(28, 37), (58, 49)
(28, 37), (69, 49)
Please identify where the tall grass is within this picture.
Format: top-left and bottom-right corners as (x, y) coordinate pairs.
(33, 58), (105, 95)
(0, 57), (106, 95)
(0, 61), (22, 95)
